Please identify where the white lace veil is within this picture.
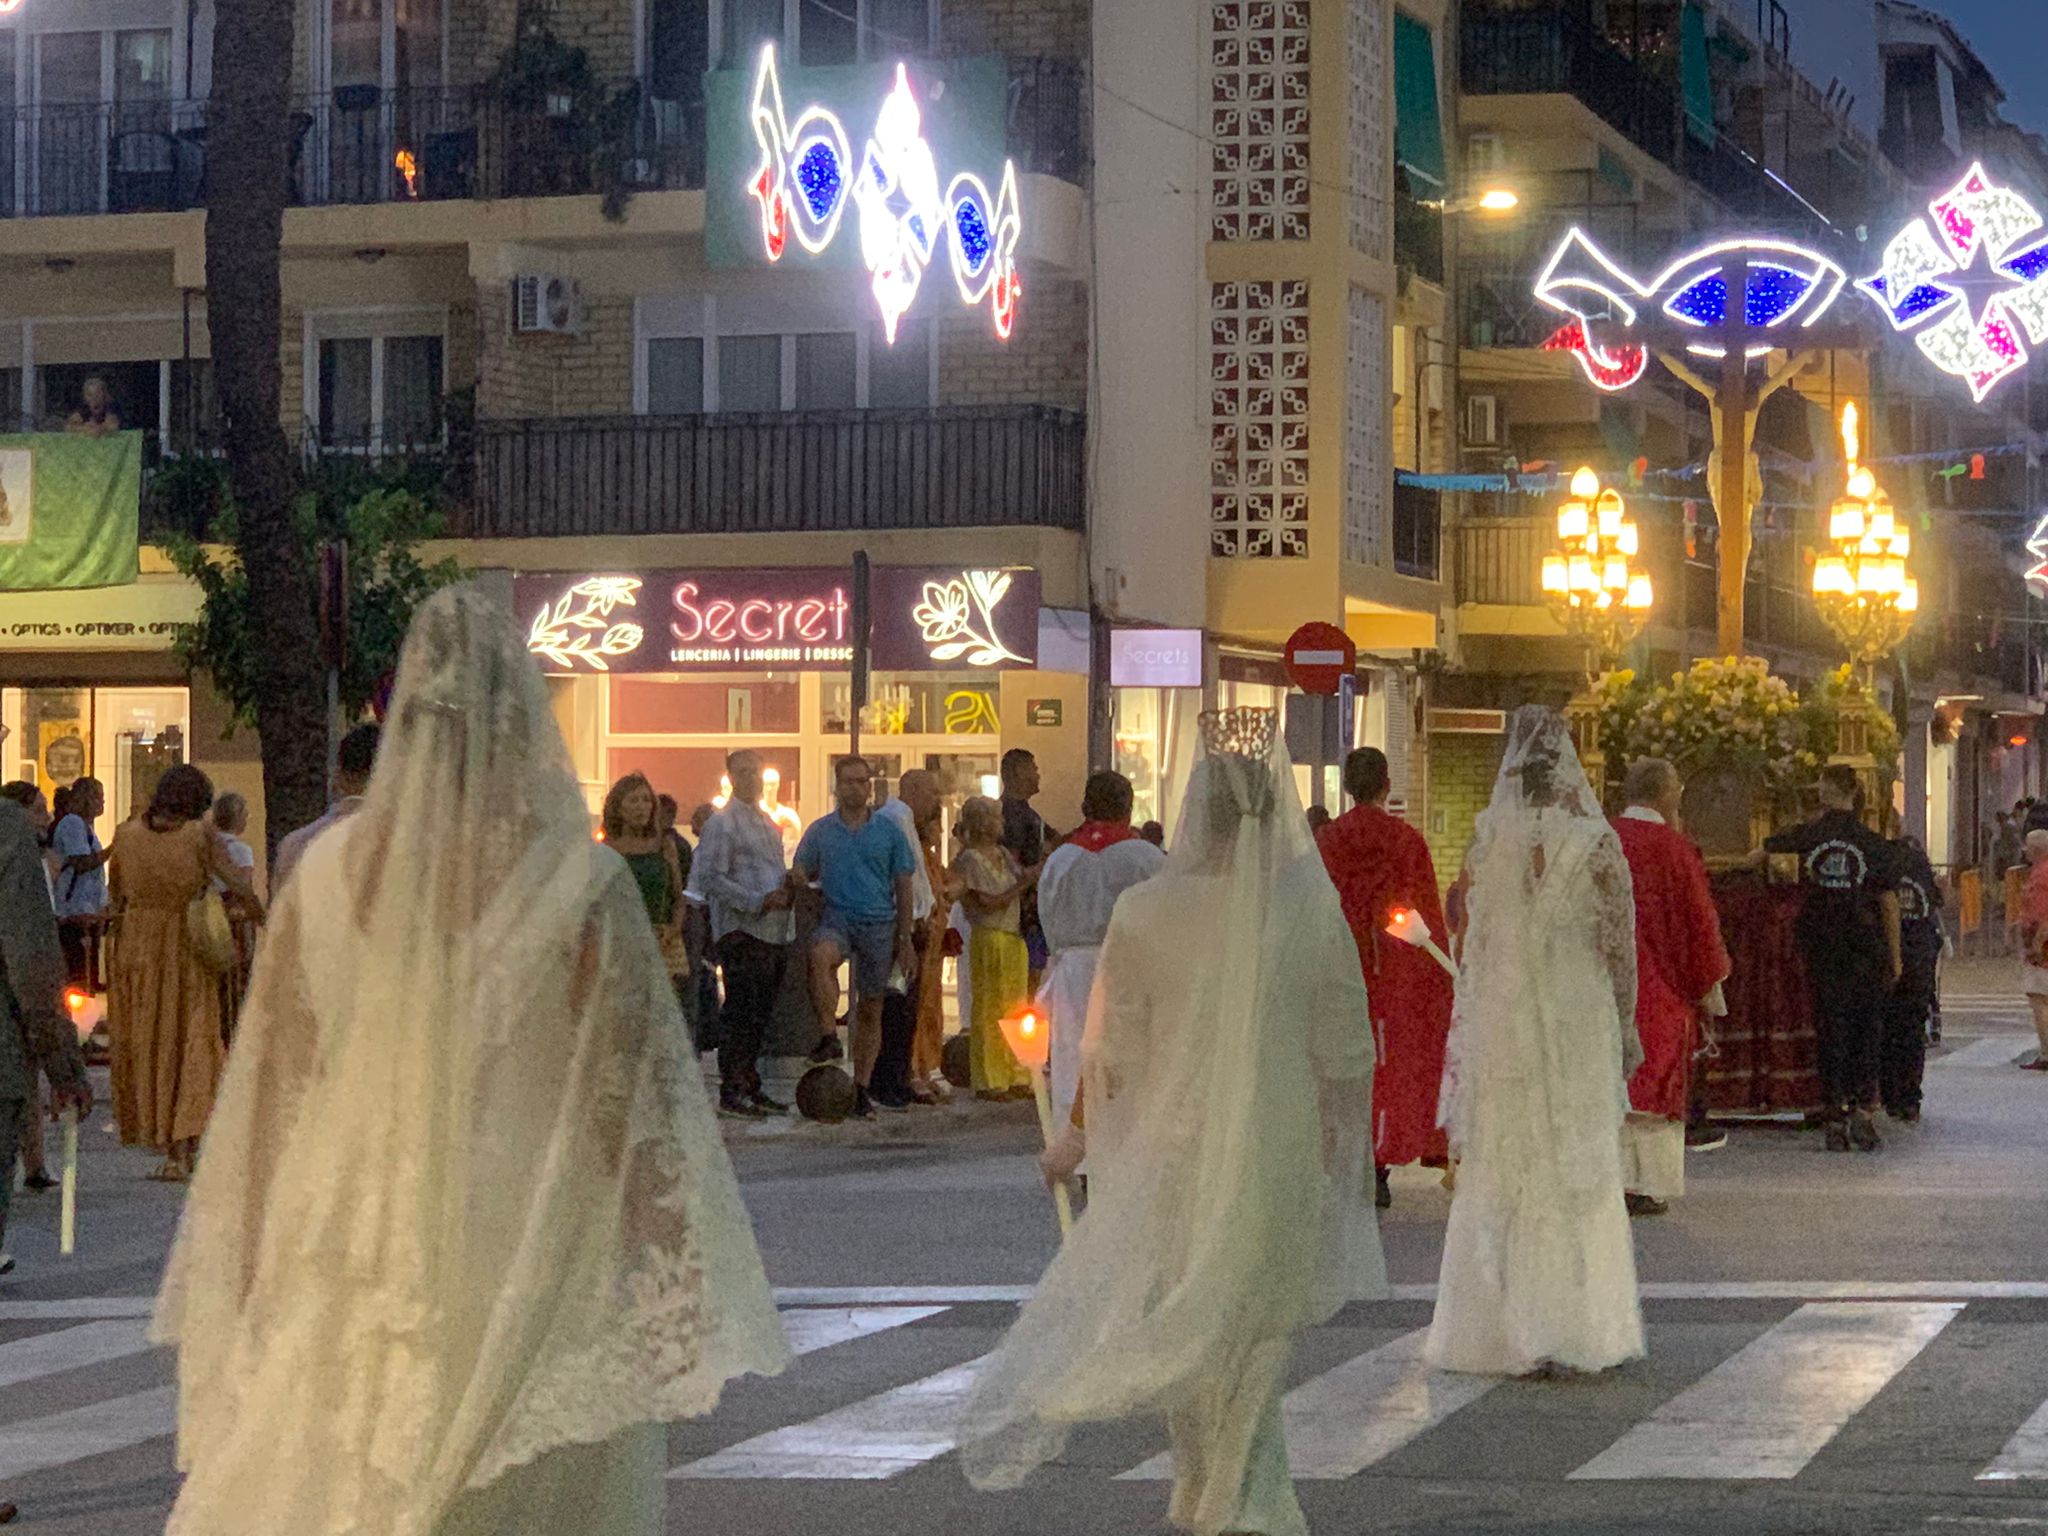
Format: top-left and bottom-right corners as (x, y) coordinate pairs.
(1439, 705), (1639, 1153)
(960, 709), (1379, 1493)
(153, 587), (789, 1536)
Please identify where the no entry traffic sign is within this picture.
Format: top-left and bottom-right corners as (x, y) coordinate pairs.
(1283, 621), (1356, 696)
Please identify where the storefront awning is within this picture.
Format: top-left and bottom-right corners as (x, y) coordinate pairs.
(1394, 13), (1447, 195)
(1682, 1), (1717, 147)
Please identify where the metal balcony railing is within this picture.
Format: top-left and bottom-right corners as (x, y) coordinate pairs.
(0, 56), (1088, 218)
(1461, 3), (1680, 169)
(462, 405), (1087, 539)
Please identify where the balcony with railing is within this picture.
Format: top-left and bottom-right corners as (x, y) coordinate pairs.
(0, 56), (1087, 219)
(1392, 483), (1441, 580)
(1462, 3), (1680, 170)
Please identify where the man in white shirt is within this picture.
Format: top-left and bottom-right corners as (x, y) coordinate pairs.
(689, 750), (799, 1119)
(1037, 770), (1167, 1125)
(871, 769), (939, 1108)
(272, 724), (380, 893)
(49, 776), (109, 986)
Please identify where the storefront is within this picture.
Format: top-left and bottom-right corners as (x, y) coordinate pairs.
(0, 567), (210, 842)
(513, 563), (1087, 829)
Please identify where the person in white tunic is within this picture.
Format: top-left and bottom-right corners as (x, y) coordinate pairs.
(1427, 705), (1645, 1378)
(961, 708), (1382, 1536)
(150, 588), (791, 1536)
(1036, 768), (1167, 1124)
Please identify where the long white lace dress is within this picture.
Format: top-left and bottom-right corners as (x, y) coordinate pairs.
(151, 588), (790, 1536)
(1426, 708), (1645, 1377)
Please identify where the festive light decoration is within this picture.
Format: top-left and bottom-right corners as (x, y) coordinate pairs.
(2025, 515), (2048, 594)
(746, 45), (1022, 344)
(1859, 163), (2048, 403)
(1533, 228), (1847, 391)
(1539, 465), (1653, 668)
(1811, 402), (1918, 671)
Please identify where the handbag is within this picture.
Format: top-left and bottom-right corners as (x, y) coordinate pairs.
(186, 887), (235, 974)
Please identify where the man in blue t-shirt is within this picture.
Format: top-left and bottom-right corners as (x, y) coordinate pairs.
(793, 756), (917, 1120)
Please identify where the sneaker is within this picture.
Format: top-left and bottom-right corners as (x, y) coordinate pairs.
(1685, 1127), (1729, 1153)
(747, 1091), (790, 1116)
(808, 1034), (845, 1064)
(1847, 1110), (1882, 1152)
(1890, 1105), (1922, 1125)
(1374, 1168), (1392, 1210)
(871, 1090), (911, 1114)
(851, 1086), (878, 1120)
(1625, 1192), (1669, 1217)
(20, 1172), (55, 1192)
(0, 1254), (13, 1277)
(718, 1095), (769, 1121)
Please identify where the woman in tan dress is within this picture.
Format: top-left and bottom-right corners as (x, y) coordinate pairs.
(110, 764), (258, 1180)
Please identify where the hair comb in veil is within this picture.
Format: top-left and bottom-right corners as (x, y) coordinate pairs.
(1199, 707), (1277, 761)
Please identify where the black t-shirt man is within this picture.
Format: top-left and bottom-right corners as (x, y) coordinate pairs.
(1889, 837), (1944, 973)
(1765, 808), (1903, 960)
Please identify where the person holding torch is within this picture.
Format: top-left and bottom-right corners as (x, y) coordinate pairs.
(962, 709), (1381, 1536)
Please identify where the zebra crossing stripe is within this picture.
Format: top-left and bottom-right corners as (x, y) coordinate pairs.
(0, 1297), (153, 1322)
(1978, 1396), (2048, 1480)
(1119, 1328), (1497, 1483)
(778, 1306), (950, 1356)
(0, 1386), (177, 1481)
(671, 1358), (985, 1480)
(0, 1320), (154, 1390)
(1569, 1301), (1961, 1481)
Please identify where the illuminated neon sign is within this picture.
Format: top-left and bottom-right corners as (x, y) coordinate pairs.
(515, 567), (1041, 674)
(746, 45), (1021, 343)
(1532, 228), (1847, 391)
(1859, 162), (2048, 403)
(2027, 517), (2048, 594)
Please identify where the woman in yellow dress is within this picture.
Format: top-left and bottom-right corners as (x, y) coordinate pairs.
(109, 764), (259, 1180)
(952, 796), (1033, 1099)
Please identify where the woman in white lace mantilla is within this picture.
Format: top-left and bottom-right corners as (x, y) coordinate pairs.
(959, 709), (1383, 1536)
(151, 588), (790, 1536)
(1426, 705), (1644, 1377)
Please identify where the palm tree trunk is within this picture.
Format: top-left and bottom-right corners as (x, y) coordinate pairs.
(207, 0), (329, 856)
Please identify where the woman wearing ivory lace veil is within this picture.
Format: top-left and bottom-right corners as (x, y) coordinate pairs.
(960, 707), (1382, 1536)
(150, 588), (790, 1536)
(1426, 705), (1644, 1378)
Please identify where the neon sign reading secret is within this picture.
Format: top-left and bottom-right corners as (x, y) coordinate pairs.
(747, 45), (1021, 344)
(670, 581), (853, 665)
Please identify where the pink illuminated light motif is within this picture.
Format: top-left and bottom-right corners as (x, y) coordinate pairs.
(747, 44), (853, 263)
(853, 64), (945, 345)
(1858, 162), (2048, 404)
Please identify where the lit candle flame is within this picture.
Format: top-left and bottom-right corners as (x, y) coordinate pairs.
(1840, 400), (1859, 469)
(998, 1005), (1051, 1070)
(395, 147), (419, 198)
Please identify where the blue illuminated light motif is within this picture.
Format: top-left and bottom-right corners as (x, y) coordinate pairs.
(1858, 162), (2048, 403)
(1532, 229), (1848, 392)
(746, 46), (1023, 343)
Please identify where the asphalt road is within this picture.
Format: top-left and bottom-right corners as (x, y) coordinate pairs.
(6, 960), (2048, 1535)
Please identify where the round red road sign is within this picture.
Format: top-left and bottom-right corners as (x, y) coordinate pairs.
(1283, 621), (1356, 696)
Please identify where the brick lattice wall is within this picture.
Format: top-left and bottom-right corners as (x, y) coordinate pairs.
(937, 278), (1087, 410)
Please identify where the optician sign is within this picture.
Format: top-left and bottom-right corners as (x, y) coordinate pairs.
(1109, 627), (1204, 689)
(514, 566), (1040, 675)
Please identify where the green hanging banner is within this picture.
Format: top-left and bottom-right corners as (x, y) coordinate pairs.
(0, 432), (142, 592)
(1681, 2), (1717, 146)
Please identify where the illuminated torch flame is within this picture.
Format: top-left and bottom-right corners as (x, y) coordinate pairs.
(395, 147), (419, 198)
(1382, 906), (1460, 978)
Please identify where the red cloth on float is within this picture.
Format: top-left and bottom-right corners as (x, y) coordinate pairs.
(1705, 876), (1822, 1112)
(1611, 816), (1730, 1121)
(1316, 805), (1452, 1166)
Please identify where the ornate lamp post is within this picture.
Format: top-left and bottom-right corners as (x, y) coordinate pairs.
(1809, 401), (1917, 819)
(1540, 465), (1653, 802)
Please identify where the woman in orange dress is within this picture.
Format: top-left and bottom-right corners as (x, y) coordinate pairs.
(109, 764), (260, 1179)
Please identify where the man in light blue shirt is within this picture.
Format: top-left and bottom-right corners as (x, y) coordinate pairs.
(793, 756), (916, 1120)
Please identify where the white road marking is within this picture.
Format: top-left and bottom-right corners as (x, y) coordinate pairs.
(774, 1285), (1033, 1306)
(773, 1282), (2048, 1305)
(1569, 1301), (1961, 1480)
(0, 1386), (177, 1480)
(671, 1359), (985, 1479)
(0, 1297), (153, 1322)
(1976, 1394), (2048, 1480)
(778, 1306), (950, 1356)
(0, 1320), (154, 1389)
(1119, 1329), (1496, 1482)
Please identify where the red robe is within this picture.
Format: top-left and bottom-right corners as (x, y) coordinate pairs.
(1317, 804), (1453, 1166)
(1611, 814), (1732, 1121)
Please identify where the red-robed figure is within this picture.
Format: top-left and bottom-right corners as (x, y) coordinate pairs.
(1611, 758), (1730, 1214)
(1316, 748), (1453, 1193)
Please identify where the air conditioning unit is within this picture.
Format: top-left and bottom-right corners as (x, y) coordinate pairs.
(1465, 393), (1503, 447)
(513, 273), (582, 334)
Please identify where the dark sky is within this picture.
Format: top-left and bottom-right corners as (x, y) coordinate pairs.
(1934, 1), (2048, 137)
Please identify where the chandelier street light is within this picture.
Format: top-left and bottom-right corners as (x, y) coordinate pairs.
(1540, 465), (1654, 674)
(1810, 401), (1918, 677)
